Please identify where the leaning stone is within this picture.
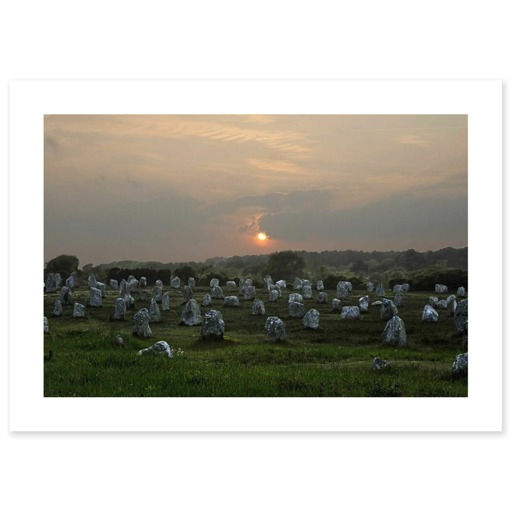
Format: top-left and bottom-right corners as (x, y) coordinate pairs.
(59, 286), (72, 305)
(293, 277), (303, 290)
(110, 279), (119, 290)
(422, 304), (439, 323)
(288, 293), (303, 303)
(269, 289), (279, 302)
(303, 309), (320, 329)
(211, 285), (224, 299)
(44, 316), (49, 333)
(89, 287), (102, 307)
(435, 284), (448, 294)
(375, 284), (385, 297)
(341, 306), (360, 320)
(181, 299), (202, 326)
(149, 299), (161, 322)
(316, 291), (329, 304)
(446, 295), (457, 316)
(243, 285), (256, 300)
(210, 278), (220, 288)
(223, 296), (241, 307)
(114, 297), (126, 320)
(45, 273), (62, 292)
(457, 286), (466, 297)
(372, 357), (390, 371)
(201, 310), (225, 338)
(331, 298), (342, 311)
(382, 316), (407, 346)
(380, 298), (398, 321)
(72, 303), (86, 318)
(359, 296), (369, 313)
(202, 293), (212, 307)
(251, 299), (266, 315)
(429, 296), (439, 307)
(289, 301), (305, 318)
(316, 280), (324, 291)
(171, 276), (181, 289)
(132, 308), (152, 338)
(454, 299), (468, 333)
(452, 353), (468, 376)
(302, 284), (313, 299)
(161, 292), (170, 311)
(137, 340), (173, 358)
(52, 300), (62, 317)
(265, 316), (287, 342)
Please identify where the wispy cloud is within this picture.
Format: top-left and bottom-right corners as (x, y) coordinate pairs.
(396, 134), (431, 147)
(246, 158), (308, 174)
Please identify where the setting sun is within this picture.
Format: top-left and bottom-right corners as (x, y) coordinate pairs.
(257, 232), (267, 241)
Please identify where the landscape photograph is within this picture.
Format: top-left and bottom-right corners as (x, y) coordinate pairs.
(43, 114), (469, 397)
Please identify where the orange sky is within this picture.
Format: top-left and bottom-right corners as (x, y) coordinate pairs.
(44, 114), (467, 265)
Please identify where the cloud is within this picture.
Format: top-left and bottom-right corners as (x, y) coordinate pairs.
(246, 158), (309, 175)
(396, 134), (431, 147)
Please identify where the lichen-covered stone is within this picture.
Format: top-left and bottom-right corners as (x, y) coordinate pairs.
(331, 298), (342, 311)
(401, 283), (410, 292)
(138, 340), (173, 358)
(187, 277), (195, 288)
(276, 280), (286, 290)
(119, 279), (128, 295)
(317, 292), (329, 304)
(152, 284), (163, 303)
(251, 299), (266, 315)
(263, 275), (274, 291)
(268, 284), (282, 298)
(66, 272), (79, 289)
(289, 301), (306, 318)
(452, 353), (468, 376)
(223, 296), (241, 307)
(114, 297), (126, 320)
(437, 300), (448, 309)
(457, 286), (466, 297)
(140, 277), (147, 288)
(210, 278), (220, 288)
(59, 286), (72, 305)
(380, 298), (398, 321)
(446, 295), (457, 316)
(316, 280), (324, 291)
(44, 316), (49, 333)
(182, 285), (193, 303)
(382, 316), (407, 346)
(393, 284), (403, 293)
(226, 280), (237, 288)
(149, 299), (161, 323)
(202, 293), (212, 307)
(181, 299), (202, 326)
(435, 284), (448, 294)
(211, 285), (224, 299)
(127, 276), (139, 291)
(243, 285), (256, 300)
(303, 309), (320, 329)
(265, 316), (287, 342)
(341, 306), (360, 320)
(201, 310), (225, 338)
(110, 279), (119, 290)
(89, 287), (102, 307)
(288, 293), (303, 304)
(359, 296), (369, 313)
(293, 277), (303, 290)
(52, 300), (62, 317)
(168, 276), (179, 289)
(372, 357), (390, 371)
(454, 299), (468, 333)
(132, 308), (152, 338)
(302, 284), (313, 299)
(161, 292), (170, 311)
(336, 281), (349, 300)
(72, 303), (86, 318)
(422, 304), (439, 323)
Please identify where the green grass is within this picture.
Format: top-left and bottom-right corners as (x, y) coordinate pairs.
(44, 286), (467, 397)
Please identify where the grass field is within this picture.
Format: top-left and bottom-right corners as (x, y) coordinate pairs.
(43, 285), (468, 397)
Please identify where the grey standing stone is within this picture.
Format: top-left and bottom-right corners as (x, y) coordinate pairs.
(119, 279), (128, 295)
(452, 353), (468, 376)
(161, 292), (170, 311)
(454, 299), (468, 333)
(66, 272), (79, 289)
(110, 279), (119, 290)
(226, 280), (237, 288)
(401, 284), (410, 292)
(422, 304), (439, 323)
(366, 281), (375, 293)
(132, 308), (152, 338)
(302, 284), (313, 299)
(393, 284), (403, 293)
(53, 300), (62, 317)
(90, 287), (102, 307)
(435, 284), (448, 294)
(59, 286), (72, 305)
(251, 299), (266, 315)
(152, 284), (163, 303)
(316, 291), (329, 304)
(331, 298), (342, 311)
(429, 296), (439, 307)
(138, 340), (173, 358)
(375, 284), (385, 297)
(341, 306), (360, 320)
(211, 285), (224, 299)
(265, 316), (287, 342)
(263, 275), (274, 291)
(188, 277), (196, 288)
(223, 296), (241, 307)
(293, 277), (303, 290)
(210, 278), (220, 288)
(288, 293), (303, 303)
(358, 296), (369, 313)
(139, 277), (147, 288)
(269, 289), (279, 302)
(72, 303), (86, 318)
(202, 293), (212, 307)
(171, 276), (181, 289)
(276, 280), (286, 290)
(44, 316), (49, 333)
(243, 285), (256, 300)
(394, 291), (403, 307)
(303, 309), (320, 329)
(127, 276), (139, 291)
(446, 295), (457, 316)
(181, 299), (202, 326)
(88, 273), (98, 288)
(114, 297), (126, 320)
(380, 298), (398, 321)
(149, 299), (161, 323)
(316, 280), (324, 291)
(182, 285), (193, 303)
(201, 310), (225, 338)
(382, 316), (407, 346)
(289, 301), (306, 318)
(457, 286), (466, 297)
(336, 281), (349, 300)
(437, 300), (448, 309)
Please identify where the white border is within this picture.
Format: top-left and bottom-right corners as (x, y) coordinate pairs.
(9, 80), (502, 431)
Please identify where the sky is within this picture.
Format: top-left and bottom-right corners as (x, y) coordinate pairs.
(44, 114), (467, 266)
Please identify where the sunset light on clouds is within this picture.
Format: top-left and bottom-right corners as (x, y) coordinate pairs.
(44, 114), (467, 265)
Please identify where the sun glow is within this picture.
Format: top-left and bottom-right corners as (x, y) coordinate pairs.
(257, 232), (267, 241)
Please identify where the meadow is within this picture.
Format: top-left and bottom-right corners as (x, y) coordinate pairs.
(43, 284), (468, 397)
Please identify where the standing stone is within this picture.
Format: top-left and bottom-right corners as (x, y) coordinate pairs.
(114, 297), (126, 320)
(435, 284), (448, 294)
(269, 289), (279, 302)
(182, 285), (193, 303)
(223, 296), (241, 307)
(358, 296), (369, 313)
(66, 272), (79, 289)
(393, 284), (403, 293)
(380, 298), (398, 321)
(341, 306), (360, 320)
(188, 277), (196, 288)
(251, 299), (266, 315)
(44, 316), (49, 333)
(446, 295), (457, 316)
(149, 299), (161, 323)
(454, 299), (468, 333)
(115, 335), (125, 348)
(394, 291), (403, 307)
(243, 285), (256, 300)
(302, 284), (313, 299)
(375, 284), (385, 297)
(316, 280), (324, 291)
(161, 292), (170, 311)
(276, 280), (287, 290)
(316, 292), (329, 304)
(226, 280), (237, 288)
(293, 277), (303, 290)
(382, 316), (407, 346)
(88, 273), (98, 288)
(288, 293), (303, 304)
(366, 282), (375, 293)
(422, 304), (439, 323)
(152, 284), (163, 303)
(452, 353), (468, 376)
(331, 298), (342, 311)
(303, 309), (320, 329)
(119, 279), (128, 295)
(132, 308), (152, 338)
(201, 310), (225, 338)
(95, 282), (106, 297)
(45, 272), (62, 293)
(110, 279), (119, 290)
(52, 300), (62, 317)
(127, 276), (139, 291)
(139, 277), (147, 288)
(59, 286), (72, 305)
(457, 286), (466, 297)
(155, 280), (163, 289)
(336, 281), (349, 300)
(211, 285), (224, 299)
(401, 283), (410, 292)
(181, 299), (202, 326)
(263, 275), (274, 291)
(289, 301), (305, 318)
(210, 278), (220, 288)
(72, 303), (86, 318)
(429, 296), (439, 307)
(437, 300), (448, 309)
(265, 316), (287, 342)
(122, 292), (134, 308)
(138, 340), (173, 358)
(90, 287), (102, 307)
(171, 276), (181, 289)
(202, 293), (212, 307)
